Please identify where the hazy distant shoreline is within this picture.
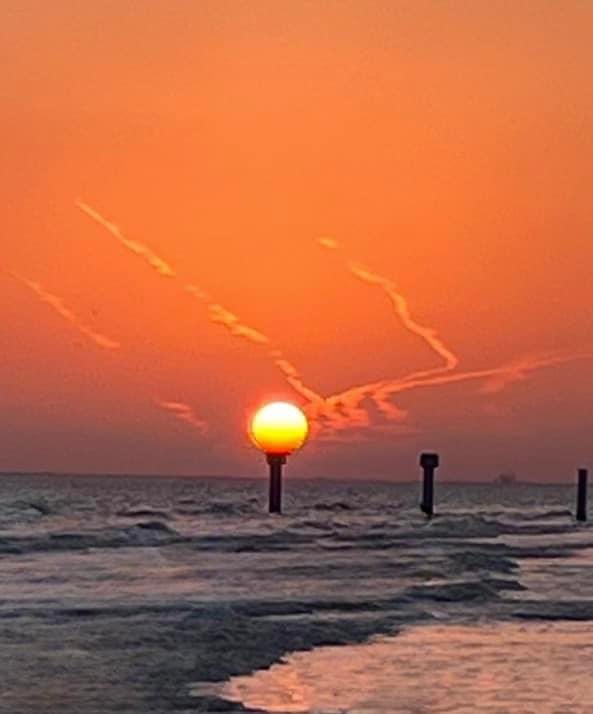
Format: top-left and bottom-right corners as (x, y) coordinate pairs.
(0, 470), (572, 486)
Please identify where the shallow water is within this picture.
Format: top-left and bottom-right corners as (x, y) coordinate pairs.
(201, 622), (593, 713)
(0, 474), (591, 712)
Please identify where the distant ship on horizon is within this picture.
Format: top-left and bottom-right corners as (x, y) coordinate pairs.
(495, 472), (519, 484)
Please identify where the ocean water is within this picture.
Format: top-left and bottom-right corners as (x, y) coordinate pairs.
(0, 473), (592, 713)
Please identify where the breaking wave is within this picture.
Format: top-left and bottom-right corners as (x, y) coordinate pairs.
(0, 521), (183, 554)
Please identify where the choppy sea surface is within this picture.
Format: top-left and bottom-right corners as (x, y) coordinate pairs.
(1, 474), (592, 713)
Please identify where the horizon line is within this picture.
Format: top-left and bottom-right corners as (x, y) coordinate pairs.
(0, 470), (577, 486)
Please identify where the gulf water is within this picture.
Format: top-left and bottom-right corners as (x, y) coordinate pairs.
(0, 474), (591, 713)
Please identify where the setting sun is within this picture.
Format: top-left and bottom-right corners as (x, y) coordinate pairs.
(250, 401), (309, 455)
(4, 3), (593, 710)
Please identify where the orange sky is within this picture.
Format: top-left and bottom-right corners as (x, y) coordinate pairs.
(2, 1), (592, 480)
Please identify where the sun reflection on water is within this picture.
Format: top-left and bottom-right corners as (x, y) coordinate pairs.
(194, 622), (593, 713)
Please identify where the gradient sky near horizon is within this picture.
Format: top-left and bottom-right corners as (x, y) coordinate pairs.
(2, 0), (592, 481)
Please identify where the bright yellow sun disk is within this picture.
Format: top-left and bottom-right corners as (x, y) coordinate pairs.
(250, 401), (309, 455)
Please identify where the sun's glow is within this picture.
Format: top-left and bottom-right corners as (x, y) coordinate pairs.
(250, 401), (309, 455)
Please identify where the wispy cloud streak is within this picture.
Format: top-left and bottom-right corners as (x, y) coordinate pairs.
(208, 304), (270, 345)
(269, 350), (325, 403)
(77, 200), (175, 277)
(76, 202), (326, 403)
(306, 347), (593, 433)
(312, 238), (461, 429)
(349, 262), (459, 372)
(185, 285), (274, 346)
(311, 238), (593, 434)
(77, 200), (275, 350)
(478, 351), (593, 394)
(319, 238), (459, 374)
(155, 400), (208, 434)
(75, 204), (593, 441)
(11, 273), (120, 350)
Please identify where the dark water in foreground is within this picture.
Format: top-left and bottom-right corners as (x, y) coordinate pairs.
(0, 474), (592, 713)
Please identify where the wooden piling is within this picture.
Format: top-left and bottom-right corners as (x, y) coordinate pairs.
(420, 452), (439, 517)
(576, 468), (588, 522)
(267, 454), (286, 514)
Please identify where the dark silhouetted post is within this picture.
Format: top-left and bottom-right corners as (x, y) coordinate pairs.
(267, 454), (286, 514)
(420, 453), (439, 517)
(577, 468), (588, 522)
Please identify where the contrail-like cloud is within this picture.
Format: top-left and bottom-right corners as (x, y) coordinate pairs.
(11, 273), (120, 350)
(76, 202), (327, 406)
(307, 348), (593, 433)
(478, 351), (593, 394)
(76, 203), (593, 440)
(77, 200), (276, 349)
(185, 285), (273, 346)
(269, 350), (325, 403)
(312, 238), (593, 433)
(155, 400), (208, 434)
(208, 304), (271, 345)
(318, 237), (339, 249)
(319, 238), (459, 373)
(76, 200), (175, 277)
(10, 266), (207, 442)
(312, 238), (460, 429)
(349, 262), (459, 372)
(184, 283), (211, 302)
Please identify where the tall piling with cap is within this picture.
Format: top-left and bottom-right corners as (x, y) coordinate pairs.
(576, 468), (588, 522)
(420, 452), (439, 517)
